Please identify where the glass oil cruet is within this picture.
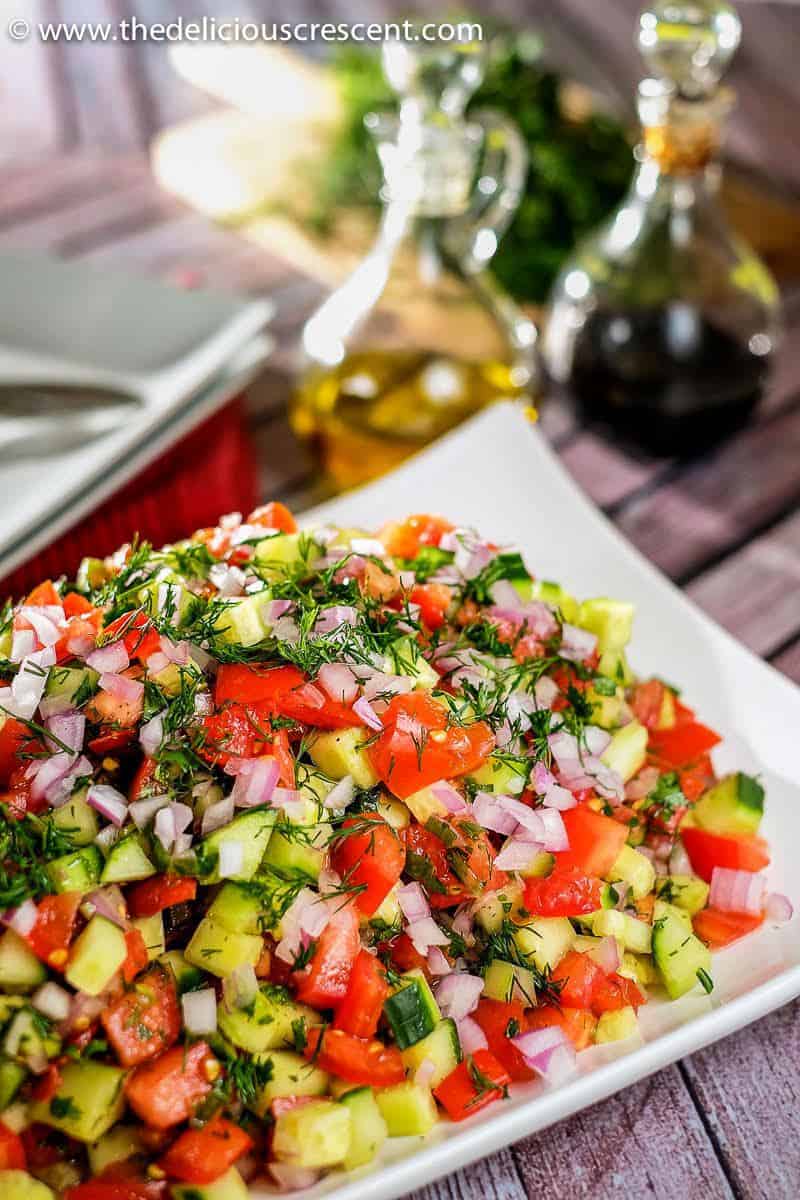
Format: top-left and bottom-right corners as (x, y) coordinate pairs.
(291, 31), (537, 490)
(542, 0), (780, 453)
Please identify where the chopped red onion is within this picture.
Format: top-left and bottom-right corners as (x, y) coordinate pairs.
(511, 1024), (567, 1062)
(407, 916), (450, 955)
(32, 981), (71, 1022)
(154, 804), (177, 851)
(139, 713), (164, 757)
(317, 663), (359, 706)
(583, 725), (612, 756)
(414, 1057), (437, 1087)
(21, 609), (62, 648)
(223, 963), (258, 1012)
(611, 881), (631, 910)
(270, 788), (307, 821)
(542, 784), (577, 811)
(710, 867), (766, 916)
(765, 892), (794, 923)
(559, 623), (598, 663)
(489, 580), (522, 610)
(299, 897), (332, 942)
(626, 765), (660, 803)
(173, 832), (194, 859)
(38, 693), (75, 721)
(30, 752), (75, 803)
(435, 972), (483, 1020)
(2, 898), (39, 936)
(430, 781), (468, 814)
(129, 793), (170, 829)
(314, 606), (358, 635)
(353, 695), (383, 731)
(350, 537), (387, 558)
(668, 839), (693, 877)
(99, 672), (144, 704)
(209, 562), (247, 597)
(323, 775), (355, 812)
(87, 783), (128, 828)
(67, 636), (95, 658)
(231, 756), (280, 808)
(181, 988), (217, 1035)
(456, 1015), (489, 1054)
(193, 691), (213, 716)
(275, 887), (321, 963)
(94, 824), (120, 853)
(488, 601), (557, 640)
(398, 570), (417, 590)
(201, 795), (235, 835)
(360, 670), (413, 703)
(10, 628), (35, 663)
(472, 791), (519, 836)
(451, 904), (475, 941)
(494, 836), (545, 872)
(87, 641), (129, 674)
(263, 599), (294, 624)
(268, 1164), (320, 1192)
(271, 615), (300, 644)
(145, 651), (171, 676)
(427, 947), (452, 976)
(588, 936), (621, 975)
(83, 885), (129, 930)
(218, 841), (244, 879)
(397, 882), (430, 925)
(534, 675), (560, 710)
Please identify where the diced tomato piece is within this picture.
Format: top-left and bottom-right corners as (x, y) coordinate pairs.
(88, 729), (138, 755)
(214, 664), (360, 731)
(121, 928), (150, 984)
(386, 932), (430, 976)
(555, 807), (629, 877)
(62, 592), (94, 618)
(678, 754), (715, 803)
(405, 819), (506, 908)
(102, 966), (181, 1067)
(631, 680), (669, 730)
(693, 907), (765, 949)
(200, 701), (270, 766)
(30, 1063), (62, 1103)
(369, 692), (494, 800)
(681, 827), (771, 883)
(27, 892), (82, 970)
(65, 1165), (167, 1200)
(410, 583), (452, 631)
(247, 501), (297, 533)
(0, 716), (29, 785)
(433, 1049), (510, 1121)
(330, 814), (405, 917)
(127, 875), (197, 919)
(379, 514), (454, 559)
(523, 866), (603, 917)
(550, 950), (602, 1010)
(590, 972), (646, 1015)
(25, 580), (60, 607)
(292, 897), (360, 1008)
(334, 949), (390, 1039)
(101, 611), (161, 663)
(272, 727), (296, 787)
(303, 1027), (405, 1087)
(125, 1042), (216, 1129)
(526, 1005), (597, 1051)
(472, 999), (535, 1082)
(129, 757), (158, 802)
(0, 1121), (26, 1169)
(159, 1113), (253, 1184)
(648, 720), (721, 768)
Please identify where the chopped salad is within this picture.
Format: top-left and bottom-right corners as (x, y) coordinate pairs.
(0, 503), (791, 1200)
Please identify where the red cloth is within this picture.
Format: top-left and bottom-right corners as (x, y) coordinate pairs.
(1, 396), (259, 598)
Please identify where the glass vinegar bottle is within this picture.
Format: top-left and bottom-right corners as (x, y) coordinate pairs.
(291, 34), (537, 491)
(543, 0), (780, 453)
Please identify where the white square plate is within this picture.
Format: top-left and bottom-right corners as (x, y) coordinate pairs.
(268, 403), (800, 1200)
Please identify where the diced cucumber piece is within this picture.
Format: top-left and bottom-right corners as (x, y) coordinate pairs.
(254, 532), (310, 578)
(0, 1059), (26, 1109)
(0, 931), (46, 993)
(88, 1124), (144, 1175)
(309, 728), (378, 789)
(50, 792), (98, 846)
(46, 666), (98, 706)
(184, 914), (263, 979)
(622, 952), (659, 987)
(467, 754), (528, 797)
(273, 1098), (352, 1169)
(472, 884), (524, 935)
(590, 909), (652, 954)
(211, 594), (270, 647)
(577, 598), (635, 652)
(0, 1171), (55, 1200)
(131, 913), (165, 960)
(218, 984), (313, 1054)
(693, 773), (764, 837)
(386, 636), (439, 690)
(369, 885), (402, 935)
(30, 1060), (126, 1141)
(158, 950), (205, 995)
(197, 809), (276, 883)
(65, 916), (127, 995)
(247, 1049), (328, 1117)
(652, 900), (712, 999)
(528, 579), (579, 623)
(404, 785), (449, 825)
(586, 685), (625, 731)
(262, 815), (329, 881)
(400, 1018), (461, 1088)
(46, 845), (102, 895)
(341, 1086), (388, 1169)
(172, 1167), (250, 1200)
(608, 844), (656, 900)
(384, 971), (440, 1049)
(519, 850), (556, 879)
(100, 832), (155, 884)
(0, 996), (25, 1025)
(595, 1006), (639, 1043)
(375, 1082), (437, 1136)
(655, 875), (710, 916)
(4, 1008), (60, 1065)
(376, 795), (410, 831)
(513, 916), (575, 971)
(207, 882), (266, 935)
(150, 660), (203, 698)
(601, 721), (648, 783)
(482, 958), (538, 1005)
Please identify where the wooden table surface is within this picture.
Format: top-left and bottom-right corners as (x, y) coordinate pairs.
(3, 3), (800, 1197)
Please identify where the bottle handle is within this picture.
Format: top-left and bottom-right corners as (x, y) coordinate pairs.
(445, 107), (528, 274)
